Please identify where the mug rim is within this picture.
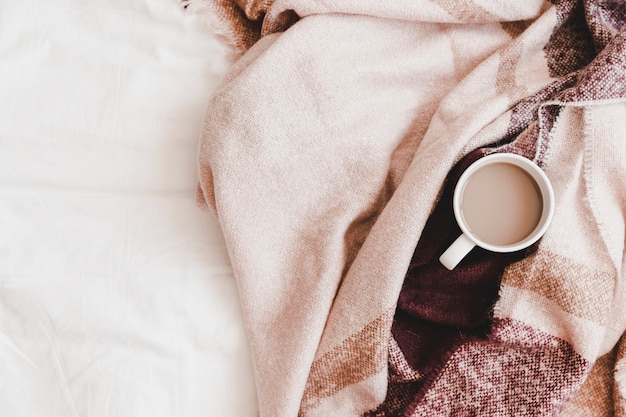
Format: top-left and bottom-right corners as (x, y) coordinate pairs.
(452, 153), (555, 253)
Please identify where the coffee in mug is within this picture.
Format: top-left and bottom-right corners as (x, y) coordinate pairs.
(439, 153), (554, 270)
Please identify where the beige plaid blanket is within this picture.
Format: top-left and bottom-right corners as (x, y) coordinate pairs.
(186, 0), (626, 415)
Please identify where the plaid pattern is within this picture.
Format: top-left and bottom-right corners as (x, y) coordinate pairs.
(189, 0), (626, 415)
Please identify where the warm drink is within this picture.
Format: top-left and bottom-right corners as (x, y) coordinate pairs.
(440, 153), (554, 270)
(460, 162), (543, 246)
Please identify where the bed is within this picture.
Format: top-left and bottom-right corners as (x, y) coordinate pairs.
(5, 1), (626, 416)
(0, 1), (258, 415)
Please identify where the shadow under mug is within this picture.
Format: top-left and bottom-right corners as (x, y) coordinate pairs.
(439, 153), (555, 270)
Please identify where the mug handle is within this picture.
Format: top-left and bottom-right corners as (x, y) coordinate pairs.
(439, 233), (476, 270)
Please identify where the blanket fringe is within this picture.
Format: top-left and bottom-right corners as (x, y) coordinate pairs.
(179, 0), (240, 59)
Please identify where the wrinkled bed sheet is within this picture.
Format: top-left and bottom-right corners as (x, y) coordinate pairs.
(0, 0), (257, 415)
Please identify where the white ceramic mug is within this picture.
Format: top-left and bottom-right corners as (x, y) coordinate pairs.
(439, 153), (554, 270)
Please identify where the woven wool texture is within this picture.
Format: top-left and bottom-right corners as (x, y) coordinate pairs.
(190, 0), (626, 415)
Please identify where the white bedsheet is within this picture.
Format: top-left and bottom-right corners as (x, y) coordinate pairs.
(0, 1), (258, 415)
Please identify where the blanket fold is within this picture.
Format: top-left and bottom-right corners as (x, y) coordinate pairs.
(191, 0), (626, 415)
